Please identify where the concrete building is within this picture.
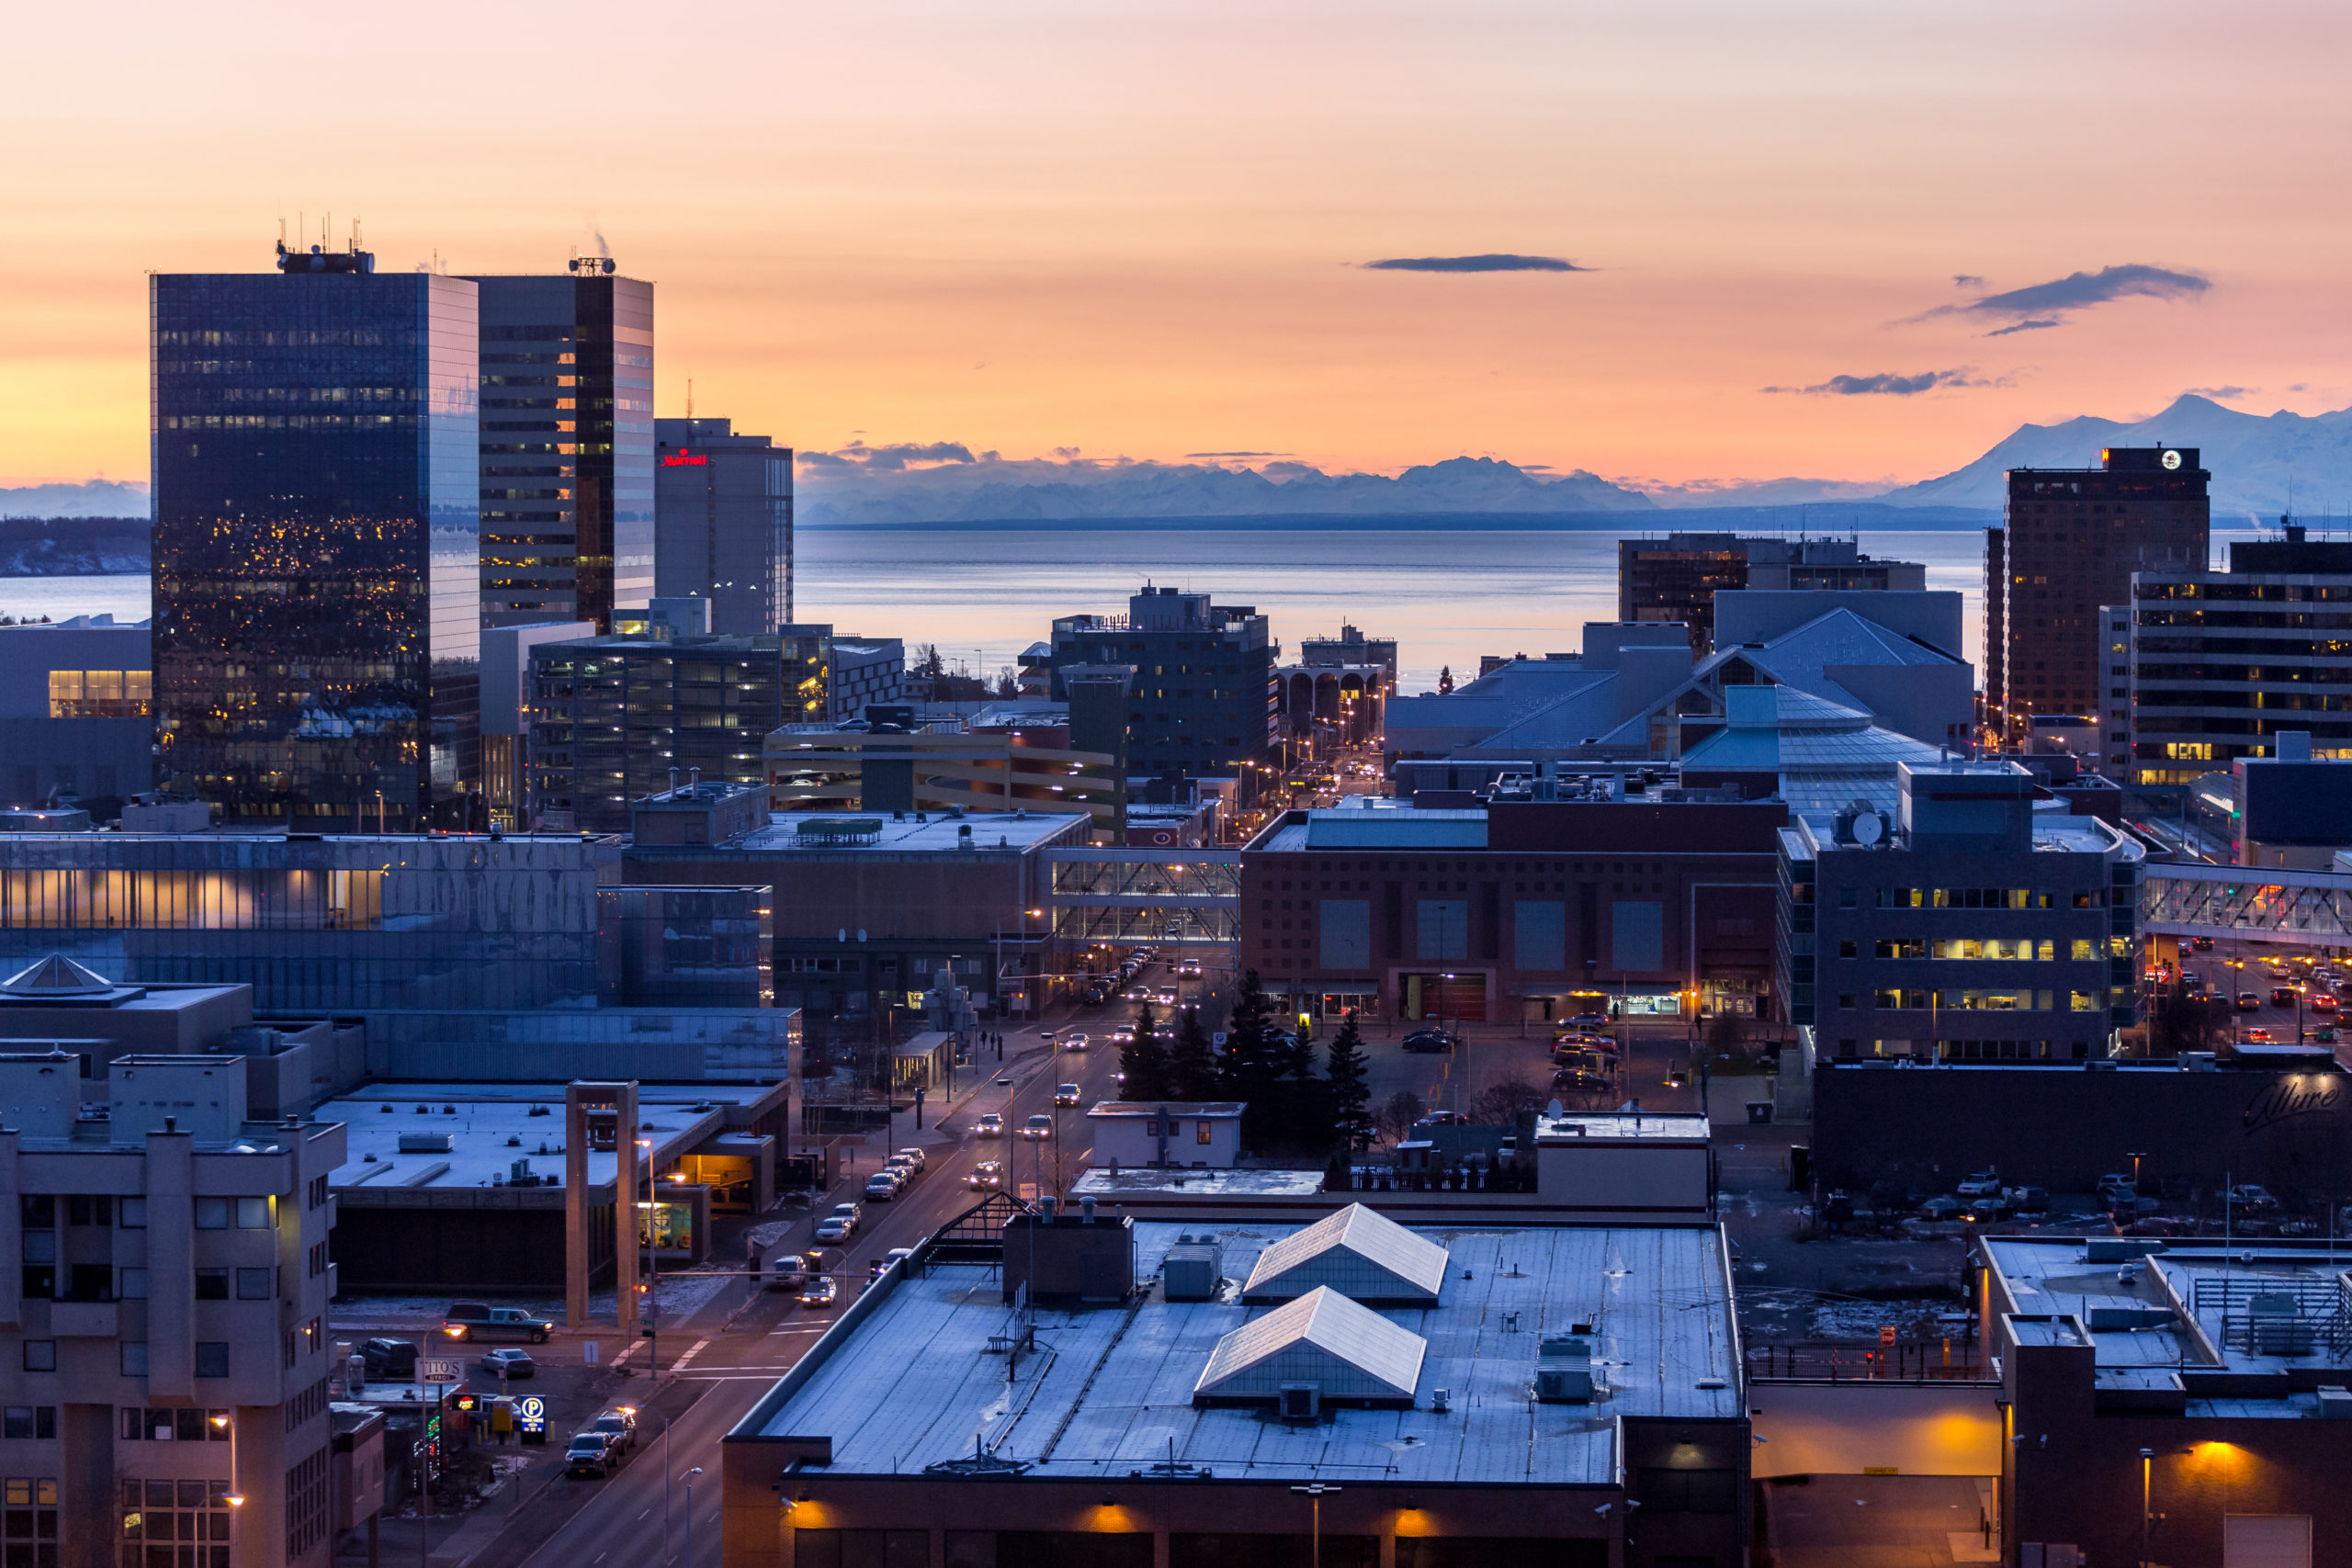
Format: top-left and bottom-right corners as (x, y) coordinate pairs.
(0, 615), (153, 812)
(1989, 445), (2210, 745)
(1240, 795), (1789, 1023)
(469, 265), (656, 632)
(654, 418), (794, 634)
(477, 620), (596, 829)
(0, 1050), (348, 1568)
(720, 1211), (1747, 1568)
(1781, 761), (2144, 1067)
(1618, 532), (1927, 654)
(1978, 1234), (2352, 1566)
(765, 708), (1125, 828)
(525, 632), (792, 831)
(1531, 1110), (1713, 1218)
(826, 636), (905, 724)
(2127, 525), (2352, 789)
(1086, 1102), (1244, 1168)
(1049, 586), (1275, 788)
(625, 808), (1088, 1026)
(2222, 743), (2352, 867)
(1297, 623), (1398, 692)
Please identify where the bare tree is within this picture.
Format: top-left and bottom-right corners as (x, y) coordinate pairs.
(1374, 1089), (1426, 1145)
(1467, 1075), (1548, 1126)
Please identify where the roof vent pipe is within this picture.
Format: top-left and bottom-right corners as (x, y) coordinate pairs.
(1082, 1196), (1097, 1224)
(669, 766), (679, 795)
(688, 767), (700, 792)
(1040, 1195), (1057, 1224)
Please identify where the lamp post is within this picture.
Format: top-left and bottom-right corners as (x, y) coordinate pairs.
(1290, 1483), (1341, 1568)
(637, 1136), (660, 1378)
(682, 1465), (704, 1567)
(209, 1415), (243, 1564)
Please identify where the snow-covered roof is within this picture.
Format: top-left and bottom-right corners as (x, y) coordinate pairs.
(1193, 1286), (1426, 1406)
(1240, 1202), (1450, 1305)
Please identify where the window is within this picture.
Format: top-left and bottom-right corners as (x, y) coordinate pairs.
(119, 1197), (146, 1229)
(2, 1407), (55, 1439)
(195, 1269), (230, 1301)
(119, 1268), (147, 1299)
(193, 1198), (229, 1230)
(236, 1198), (272, 1229)
(0, 1479), (57, 1562)
(236, 1269), (274, 1301)
(65, 1195), (113, 1226)
(195, 1343), (230, 1379)
(119, 1342), (148, 1377)
(1197, 1122), (1213, 1144)
(20, 1343), (54, 1373)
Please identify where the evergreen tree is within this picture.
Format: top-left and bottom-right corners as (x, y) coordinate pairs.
(1120, 999), (1172, 1100)
(1324, 1010), (1374, 1151)
(1168, 1009), (1220, 1100)
(1225, 972), (1286, 1149)
(1285, 1032), (1333, 1151)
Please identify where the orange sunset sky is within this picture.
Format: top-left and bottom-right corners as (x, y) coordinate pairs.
(4, 0), (2349, 491)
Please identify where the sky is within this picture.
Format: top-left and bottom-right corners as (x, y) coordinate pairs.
(5, 0), (2350, 491)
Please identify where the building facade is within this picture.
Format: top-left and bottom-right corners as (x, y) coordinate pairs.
(2126, 525), (2352, 788)
(1989, 446), (2210, 744)
(1240, 798), (1788, 1023)
(0, 1050), (348, 1568)
(525, 634), (789, 832)
(0, 616), (153, 812)
(1781, 761), (2143, 1066)
(469, 266), (655, 632)
(1050, 587), (1274, 785)
(151, 248), (481, 829)
(826, 636), (905, 724)
(652, 418), (793, 635)
(1618, 534), (1926, 655)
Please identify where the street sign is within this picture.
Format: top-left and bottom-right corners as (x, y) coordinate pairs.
(421, 1359), (461, 1382)
(1878, 1325), (1897, 1347)
(516, 1395), (548, 1442)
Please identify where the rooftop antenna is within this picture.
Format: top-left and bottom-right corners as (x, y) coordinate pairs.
(686, 378), (694, 419)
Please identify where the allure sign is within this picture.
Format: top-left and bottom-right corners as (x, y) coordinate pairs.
(2241, 1076), (2344, 1135)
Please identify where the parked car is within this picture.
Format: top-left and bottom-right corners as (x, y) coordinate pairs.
(480, 1348), (536, 1379)
(1955, 1170), (2002, 1199)
(1055, 1083), (1081, 1107)
(587, 1409), (639, 1453)
(443, 1302), (553, 1343)
(1917, 1196), (1962, 1221)
(1552, 1068), (1611, 1096)
(2229, 1184), (2281, 1213)
(767, 1252), (814, 1292)
(1022, 1114), (1054, 1141)
(967, 1160), (1004, 1190)
(359, 1337), (420, 1382)
(1962, 1194), (2009, 1223)
(814, 1202), (861, 1243)
(2007, 1186), (2051, 1213)
(566, 1433), (617, 1478)
(1412, 1111), (1467, 1129)
(865, 1171), (904, 1201)
(2098, 1174), (2137, 1206)
(798, 1276), (840, 1309)
(1566, 1012), (1610, 1030)
(1061, 1032), (1090, 1052)
(1401, 1029), (1457, 1054)
(895, 1147), (927, 1171)
(977, 1112), (1005, 1138)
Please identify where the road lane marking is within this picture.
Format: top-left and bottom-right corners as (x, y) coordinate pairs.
(673, 1337), (711, 1368)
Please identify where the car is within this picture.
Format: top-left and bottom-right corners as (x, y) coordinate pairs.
(359, 1337), (420, 1382)
(443, 1302), (553, 1343)
(480, 1348), (536, 1379)
(977, 1112), (1006, 1137)
(798, 1276), (840, 1309)
(865, 1172), (904, 1200)
(1553, 1069), (1611, 1096)
(886, 1155), (920, 1182)
(2191, 935), (2215, 951)
(814, 1215), (854, 1243)
(565, 1434), (617, 1478)
(1107, 1025), (1136, 1044)
(1157, 987), (1178, 1006)
(894, 1147), (927, 1171)
(1566, 1012), (1610, 1030)
(1179, 960), (1202, 976)
(1962, 1195), (2010, 1223)
(766, 1252), (813, 1291)
(2314, 993), (2339, 1013)
(2238, 992), (2263, 1010)
(1917, 1196), (1962, 1221)
(2245, 1027), (2274, 1043)
(869, 1247), (916, 1279)
(1125, 986), (1150, 1002)
(1955, 1170), (2001, 1198)
(1021, 1114), (1053, 1141)
(967, 1160), (1003, 1190)
(1055, 1083), (1081, 1107)
(2098, 1176), (2137, 1206)
(1412, 1110), (1467, 1129)
(2230, 1184), (2281, 1213)
(1061, 1032), (1090, 1052)
(2273, 987), (2301, 1007)
(1401, 1029), (1456, 1054)
(2007, 1186), (2051, 1213)
(587, 1408), (638, 1452)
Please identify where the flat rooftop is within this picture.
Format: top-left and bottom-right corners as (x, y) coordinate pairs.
(1535, 1112), (1711, 1144)
(753, 1220), (1738, 1483)
(718, 812), (1087, 854)
(322, 1082), (770, 1195)
(1069, 1169), (1327, 1199)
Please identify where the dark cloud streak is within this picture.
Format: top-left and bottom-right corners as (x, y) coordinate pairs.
(1984, 319), (2060, 337)
(1761, 368), (1991, 397)
(1363, 254), (1587, 273)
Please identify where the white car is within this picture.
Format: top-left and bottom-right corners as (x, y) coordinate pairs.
(1955, 1170), (2001, 1199)
(977, 1112), (1005, 1138)
(1061, 1032), (1090, 1052)
(1021, 1114), (1053, 1141)
(894, 1146), (926, 1170)
(864, 1171), (903, 1200)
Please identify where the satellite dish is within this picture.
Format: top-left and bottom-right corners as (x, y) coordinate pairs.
(1850, 811), (1885, 846)
(1545, 1099), (1566, 1118)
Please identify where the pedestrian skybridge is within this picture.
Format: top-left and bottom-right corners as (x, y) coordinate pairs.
(2143, 861), (2352, 944)
(1046, 849), (1241, 946)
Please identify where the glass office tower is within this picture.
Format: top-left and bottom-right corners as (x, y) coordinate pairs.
(470, 267), (655, 631)
(150, 245), (481, 829)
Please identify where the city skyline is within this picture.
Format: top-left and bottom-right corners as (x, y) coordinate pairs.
(6, 2), (2350, 494)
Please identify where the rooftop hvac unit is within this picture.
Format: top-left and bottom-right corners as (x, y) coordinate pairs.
(1278, 1383), (1320, 1421)
(1163, 1236), (1225, 1302)
(397, 1133), (454, 1154)
(1535, 1335), (1595, 1403)
(2248, 1292), (2315, 1356)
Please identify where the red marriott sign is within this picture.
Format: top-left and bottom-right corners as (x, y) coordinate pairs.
(660, 449), (707, 468)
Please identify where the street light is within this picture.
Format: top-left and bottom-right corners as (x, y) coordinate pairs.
(682, 1465), (705, 1566)
(210, 1413), (243, 1562)
(1290, 1483), (1342, 1568)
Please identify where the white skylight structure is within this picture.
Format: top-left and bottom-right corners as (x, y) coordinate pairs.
(1239, 1201), (1449, 1305)
(1192, 1286), (1427, 1408)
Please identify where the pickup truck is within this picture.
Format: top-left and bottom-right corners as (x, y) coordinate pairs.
(442, 1302), (553, 1343)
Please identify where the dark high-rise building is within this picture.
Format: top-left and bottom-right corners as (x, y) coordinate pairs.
(151, 243), (480, 829)
(469, 265), (655, 631)
(1049, 586), (1274, 783)
(653, 417), (794, 633)
(1618, 533), (1926, 654)
(1991, 446), (2210, 744)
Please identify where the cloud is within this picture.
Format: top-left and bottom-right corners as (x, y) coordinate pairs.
(1051, 446), (1083, 459)
(1184, 451), (1286, 459)
(2187, 385), (2256, 400)
(1363, 254), (1588, 273)
(800, 439), (978, 472)
(1952, 275), (1984, 287)
(1761, 368), (1995, 397)
(1913, 264), (2211, 334)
